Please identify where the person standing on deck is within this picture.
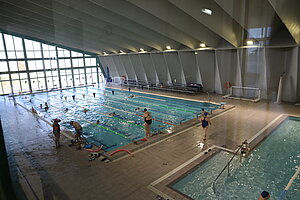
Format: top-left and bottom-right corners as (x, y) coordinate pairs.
(70, 121), (82, 142)
(52, 118), (61, 148)
(199, 112), (211, 141)
(143, 108), (152, 138)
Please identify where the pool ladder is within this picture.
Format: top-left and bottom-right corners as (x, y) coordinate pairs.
(212, 141), (246, 194)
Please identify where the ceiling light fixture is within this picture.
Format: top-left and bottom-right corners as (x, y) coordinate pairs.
(166, 45), (171, 50)
(139, 48), (147, 53)
(200, 43), (206, 48)
(119, 50), (126, 54)
(201, 8), (212, 16)
(246, 40), (254, 45)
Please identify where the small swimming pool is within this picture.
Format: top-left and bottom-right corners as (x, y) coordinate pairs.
(171, 117), (300, 199)
(15, 86), (220, 151)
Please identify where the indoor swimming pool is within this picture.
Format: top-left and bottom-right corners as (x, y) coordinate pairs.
(171, 117), (300, 199)
(14, 86), (220, 151)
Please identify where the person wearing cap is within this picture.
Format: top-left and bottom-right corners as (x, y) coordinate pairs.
(200, 108), (206, 117)
(200, 112), (211, 141)
(44, 102), (49, 111)
(52, 118), (61, 148)
(143, 108), (152, 137)
(258, 191), (270, 200)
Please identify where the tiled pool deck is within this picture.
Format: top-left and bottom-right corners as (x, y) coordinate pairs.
(1, 87), (300, 200)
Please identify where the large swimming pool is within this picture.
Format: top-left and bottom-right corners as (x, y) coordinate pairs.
(171, 117), (300, 199)
(15, 86), (220, 151)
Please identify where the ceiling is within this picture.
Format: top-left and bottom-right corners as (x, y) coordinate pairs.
(0, 0), (299, 55)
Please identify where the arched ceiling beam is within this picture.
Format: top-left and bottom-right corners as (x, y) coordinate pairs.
(2, 0), (147, 53)
(167, 0), (244, 47)
(25, 0), (158, 52)
(89, 0), (199, 49)
(214, 0), (287, 45)
(61, 0), (180, 51)
(0, 20), (105, 54)
(0, 13), (119, 54)
(128, 0), (227, 48)
(268, 0), (300, 44)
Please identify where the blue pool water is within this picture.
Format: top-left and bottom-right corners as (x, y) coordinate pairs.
(15, 86), (220, 151)
(172, 117), (300, 199)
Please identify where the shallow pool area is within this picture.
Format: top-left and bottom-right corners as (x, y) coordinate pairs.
(171, 117), (300, 199)
(14, 86), (220, 151)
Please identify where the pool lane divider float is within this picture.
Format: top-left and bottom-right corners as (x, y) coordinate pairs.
(61, 90), (176, 127)
(90, 87), (210, 110)
(87, 87), (197, 114)
(104, 86), (221, 108)
(32, 95), (128, 139)
(70, 88), (186, 119)
(49, 93), (144, 129)
(88, 87), (166, 102)
(109, 149), (133, 157)
(75, 89), (174, 116)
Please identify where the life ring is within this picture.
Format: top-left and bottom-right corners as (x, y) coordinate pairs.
(121, 75), (126, 80)
(224, 82), (232, 89)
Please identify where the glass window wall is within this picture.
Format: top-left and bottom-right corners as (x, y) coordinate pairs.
(0, 31), (103, 95)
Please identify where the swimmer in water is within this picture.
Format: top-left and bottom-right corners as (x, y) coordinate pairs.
(83, 108), (88, 114)
(45, 102), (49, 111)
(109, 112), (117, 116)
(128, 94), (135, 98)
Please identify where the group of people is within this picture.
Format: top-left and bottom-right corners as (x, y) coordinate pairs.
(31, 102), (49, 114)
(51, 119), (83, 148)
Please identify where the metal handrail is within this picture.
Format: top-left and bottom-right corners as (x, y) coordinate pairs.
(278, 166), (300, 200)
(212, 145), (242, 193)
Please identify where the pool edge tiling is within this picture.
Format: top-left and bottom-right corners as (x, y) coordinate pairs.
(148, 114), (291, 200)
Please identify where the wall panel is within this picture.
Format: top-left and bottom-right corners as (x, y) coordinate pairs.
(164, 52), (185, 84)
(119, 55), (137, 80)
(129, 54), (147, 81)
(101, 46), (300, 102)
(215, 49), (237, 94)
(104, 56), (119, 77)
(111, 55), (127, 77)
(196, 51), (215, 92)
(150, 53), (170, 84)
(139, 54), (158, 84)
(178, 51), (199, 83)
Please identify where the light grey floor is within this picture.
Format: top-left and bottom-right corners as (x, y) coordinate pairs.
(1, 88), (300, 200)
